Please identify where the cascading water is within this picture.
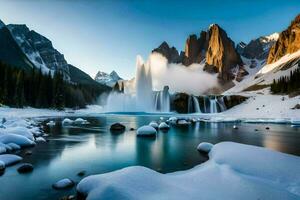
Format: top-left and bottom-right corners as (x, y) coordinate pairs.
(209, 97), (218, 113)
(217, 96), (227, 112)
(188, 95), (201, 113)
(154, 86), (170, 112)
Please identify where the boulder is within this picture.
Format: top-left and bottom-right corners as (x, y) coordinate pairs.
(17, 163), (34, 173)
(137, 126), (157, 137)
(52, 178), (75, 190)
(149, 122), (159, 129)
(158, 122), (170, 130)
(197, 142), (214, 153)
(110, 123), (126, 132)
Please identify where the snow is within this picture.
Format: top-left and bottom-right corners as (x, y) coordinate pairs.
(158, 122), (170, 130)
(177, 119), (190, 125)
(0, 154), (22, 166)
(62, 118), (73, 125)
(227, 50), (300, 93)
(197, 142), (213, 153)
(94, 70), (122, 87)
(77, 142), (300, 200)
(52, 178), (74, 189)
(74, 118), (89, 125)
(6, 143), (21, 150)
(0, 134), (35, 147)
(35, 137), (46, 143)
(136, 125), (157, 136)
(149, 121), (158, 129)
(46, 120), (55, 126)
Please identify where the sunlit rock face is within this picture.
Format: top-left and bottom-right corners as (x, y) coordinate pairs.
(204, 24), (243, 81)
(152, 24), (243, 82)
(268, 14), (300, 64)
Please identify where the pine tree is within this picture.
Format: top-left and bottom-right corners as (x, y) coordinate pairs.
(14, 71), (25, 108)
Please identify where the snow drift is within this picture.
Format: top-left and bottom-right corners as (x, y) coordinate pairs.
(77, 142), (300, 200)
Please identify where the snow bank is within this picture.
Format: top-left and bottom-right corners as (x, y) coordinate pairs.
(0, 154), (22, 166)
(77, 142), (300, 200)
(0, 134), (35, 147)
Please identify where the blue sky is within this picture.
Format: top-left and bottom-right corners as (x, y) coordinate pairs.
(0, 0), (300, 79)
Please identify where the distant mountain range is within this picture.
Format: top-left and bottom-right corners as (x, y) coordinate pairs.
(0, 19), (109, 91)
(94, 70), (122, 87)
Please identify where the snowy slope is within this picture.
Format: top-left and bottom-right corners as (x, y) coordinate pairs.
(94, 70), (122, 87)
(226, 50), (300, 93)
(77, 142), (300, 200)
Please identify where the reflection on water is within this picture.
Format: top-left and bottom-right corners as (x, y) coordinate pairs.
(0, 115), (300, 200)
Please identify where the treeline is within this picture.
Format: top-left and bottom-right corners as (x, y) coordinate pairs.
(0, 61), (106, 109)
(270, 66), (300, 94)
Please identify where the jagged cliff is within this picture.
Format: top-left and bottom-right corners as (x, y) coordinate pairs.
(267, 15), (300, 64)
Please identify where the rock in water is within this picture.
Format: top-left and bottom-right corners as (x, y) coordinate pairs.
(17, 163), (34, 173)
(52, 178), (74, 190)
(149, 122), (159, 129)
(137, 126), (157, 137)
(110, 123), (126, 133)
(158, 122), (170, 130)
(197, 142), (214, 153)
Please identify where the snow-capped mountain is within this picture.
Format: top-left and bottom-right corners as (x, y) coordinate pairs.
(7, 24), (70, 80)
(95, 70), (122, 87)
(238, 33), (279, 60)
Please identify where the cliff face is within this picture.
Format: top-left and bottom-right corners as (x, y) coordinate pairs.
(204, 24), (243, 80)
(267, 15), (300, 64)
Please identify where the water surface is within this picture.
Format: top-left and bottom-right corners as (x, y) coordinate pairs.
(1, 114), (300, 200)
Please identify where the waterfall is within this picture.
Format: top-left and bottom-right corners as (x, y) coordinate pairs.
(217, 96), (227, 112)
(188, 95), (201, 113)
(209, 97), (218, 113)
(154, 86), (170, 112)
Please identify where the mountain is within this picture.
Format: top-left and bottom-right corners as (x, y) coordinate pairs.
(7, 24), (71, 80)
(204, 24), (243, 81)
(152, 24), (243, 81)
(0, 20), (34, 70)
(239, 33), (279, 60)
(267, 14), (300, 64)
(152, 41), (183, 63)
(94, 70), (122, 87)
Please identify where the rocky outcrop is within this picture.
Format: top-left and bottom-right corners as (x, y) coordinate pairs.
(267, 15), (300, 64)
(152, 42), (183, 63)
(204, 24), (243, 81)
(95, 70), (122, 87)
(154, 24), (243, 81)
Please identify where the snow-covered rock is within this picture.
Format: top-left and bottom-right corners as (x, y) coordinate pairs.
(0, 134), (35, 147)
(77, 142), (300, 200)
(0, 126), (34, 141)
(158, 122), (170, 130)
(0, 154), (22, 166)
(6, 143), (21, 150)
(52, 178), (75, 190)
(197, 142), (213, 153)
(46, 120), (55, 126)
(149, 122), (158, 129)
(62, 118), (73, 125)
(177, 119), (190, 125)
(35, 137), (46, 143)
(136, 126), (157, 137)
(74, 118), (89, 125)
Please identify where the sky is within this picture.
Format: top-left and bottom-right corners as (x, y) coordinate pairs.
(0, 0), (300, 79)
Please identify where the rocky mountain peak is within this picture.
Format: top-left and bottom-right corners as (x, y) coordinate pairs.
(267, 14), (300, 64)
(152, 41), (182, 63)
(95, 70), (122, 87)
(204, 24), (243, 80)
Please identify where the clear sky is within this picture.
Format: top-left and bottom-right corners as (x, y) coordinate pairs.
(0, 0), (300, 79)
